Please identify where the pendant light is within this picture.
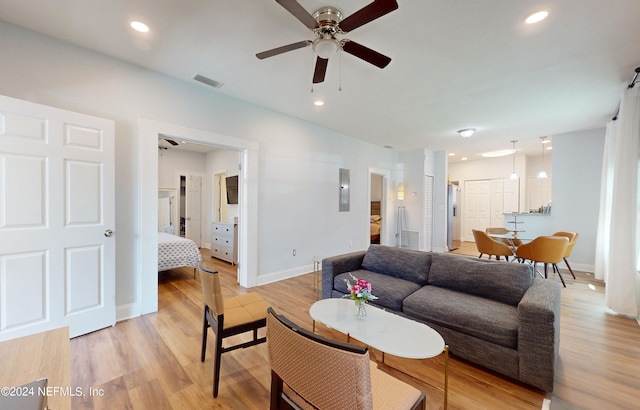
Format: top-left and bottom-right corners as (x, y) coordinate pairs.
(509, 140), (518, 179)
(537, 137), (549, 179)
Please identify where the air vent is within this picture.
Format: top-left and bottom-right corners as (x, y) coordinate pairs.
(192, 73), (224, 89)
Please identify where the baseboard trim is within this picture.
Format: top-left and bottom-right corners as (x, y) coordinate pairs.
(256, 264), (314, 286)
(116, 302), (141, 322)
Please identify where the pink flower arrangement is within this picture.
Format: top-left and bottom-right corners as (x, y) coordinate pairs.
(344, 272), (378, 304)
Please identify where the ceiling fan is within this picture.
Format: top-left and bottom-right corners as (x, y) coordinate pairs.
(256, 0), (398, 84)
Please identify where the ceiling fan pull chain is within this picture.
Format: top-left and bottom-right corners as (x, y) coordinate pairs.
(338, 49), (342, 91)
(311, 48), (315, 93)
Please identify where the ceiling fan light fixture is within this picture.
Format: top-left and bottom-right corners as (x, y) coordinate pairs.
(313, 38), (339, 59)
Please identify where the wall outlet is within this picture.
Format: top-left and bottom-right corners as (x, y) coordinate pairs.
(349, 240), (353, 248)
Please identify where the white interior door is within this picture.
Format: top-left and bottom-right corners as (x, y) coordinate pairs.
(186, 175), (202, 246)
(503, 178), (520, 213)
(463, 180), (491, 241)
(0, 95), (115, 341)
(490, 179), (505, 227)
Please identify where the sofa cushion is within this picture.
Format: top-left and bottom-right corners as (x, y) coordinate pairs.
(403, 286), (519, 349)
(427, 253), (533, 306)
(334, 269), (422, 311)
(361, 245), (431, 285)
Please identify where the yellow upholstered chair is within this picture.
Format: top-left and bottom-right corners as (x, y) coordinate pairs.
(485, 227), (523, 247)
(552, 231), (578, 279)
(266, 307), (426, 410)
(200, 264), (270, 397)
(472, 229), (514, 261)
(515, 236), (570, 287)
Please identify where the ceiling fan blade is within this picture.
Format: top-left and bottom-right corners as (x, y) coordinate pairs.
(342, 41), (391, 68)
(313, 57), (329, 84)
(339, 0), (398, 33)
(276, 0), (318, 30)
(256, 41), (310, 59)
(165, 139), (179, 146)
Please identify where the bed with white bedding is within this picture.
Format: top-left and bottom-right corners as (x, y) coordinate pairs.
(158, 232), (201, 273)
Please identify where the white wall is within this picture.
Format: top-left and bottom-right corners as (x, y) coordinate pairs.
(0, 22), (398, 314)
(158, 148), (207, 189)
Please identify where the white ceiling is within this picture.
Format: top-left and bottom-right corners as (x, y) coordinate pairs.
(1, 0), (639, 161)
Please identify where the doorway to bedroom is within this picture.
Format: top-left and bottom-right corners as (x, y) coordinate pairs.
(140, 119), (260, 316)
(368, 168), (390, 246)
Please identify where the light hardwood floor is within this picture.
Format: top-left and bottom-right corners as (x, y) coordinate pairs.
(69, 246), (640, 409)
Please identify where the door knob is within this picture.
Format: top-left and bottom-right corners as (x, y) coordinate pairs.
(104, 229), (114, 237)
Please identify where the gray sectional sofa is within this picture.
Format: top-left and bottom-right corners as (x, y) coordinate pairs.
(321, 244), (561, 392)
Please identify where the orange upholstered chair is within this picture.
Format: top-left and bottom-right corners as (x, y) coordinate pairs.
(516, 236), (570, 287)
(552, 231), (578, 279)
(200, 264), (270, 397)
(472, 229), (514, 261)
(266, 307), (426, 410)
(485, 227), (523, 247)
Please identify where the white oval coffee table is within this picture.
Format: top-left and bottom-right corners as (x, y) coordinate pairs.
(310, 298), (449, 409)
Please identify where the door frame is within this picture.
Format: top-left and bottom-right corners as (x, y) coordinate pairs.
(138, 119), (259, 316)
(367, 167), (391, 246)
(212, 171), (228, 224)
(178, 171), (205, 246)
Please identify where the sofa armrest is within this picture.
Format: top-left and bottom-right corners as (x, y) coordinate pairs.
(321, 251), (367, 299)
(517, 278), (562, 392)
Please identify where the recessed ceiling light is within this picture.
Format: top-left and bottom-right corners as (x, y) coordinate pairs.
(130, 21), (149, 33)
(461, 157), (468, 161)
(482, 149), (516, 158)
(313, 100), (324, 106)
(525, 11), (548, 24)
(457, 128), (476, 138)
(448, 153), (455, 157)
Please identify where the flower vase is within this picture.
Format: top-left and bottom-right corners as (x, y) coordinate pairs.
(354, 300), (367, 320)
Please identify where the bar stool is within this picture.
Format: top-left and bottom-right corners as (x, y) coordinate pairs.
(516, 236), (570, 287)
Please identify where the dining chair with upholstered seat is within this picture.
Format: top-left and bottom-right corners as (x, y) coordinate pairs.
(552, 231), (578, 279)
(515, 236), (570, 287)
(485, 227), (523, 247)
(472, 229), (514, 261)
(199, 263), (271, 398)
(266, 307), (426, 410)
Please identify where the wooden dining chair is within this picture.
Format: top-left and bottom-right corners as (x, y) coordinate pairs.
(516, 236), (570, 287)
(266, 307), (426, 410)
(199, 264), (270, 397)
(472, 229), (514, 261)
(552, 231), (578, 279)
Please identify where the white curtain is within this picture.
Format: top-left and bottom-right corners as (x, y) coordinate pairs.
(595, 86), (640, 318)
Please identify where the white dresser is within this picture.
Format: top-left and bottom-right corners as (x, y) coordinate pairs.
(211, 221), (238, 264)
